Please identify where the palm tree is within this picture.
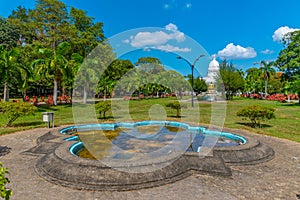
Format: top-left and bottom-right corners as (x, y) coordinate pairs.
(62, 53), (83, 97)
(259, 61), (275, 97)
(0, 47), (30, 101)
(32, 43), (70, 105)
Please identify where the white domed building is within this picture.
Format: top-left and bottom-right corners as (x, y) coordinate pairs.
(202, 55), (219, 84)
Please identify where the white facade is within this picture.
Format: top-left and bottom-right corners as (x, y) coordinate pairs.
(202, 55), (219, 84)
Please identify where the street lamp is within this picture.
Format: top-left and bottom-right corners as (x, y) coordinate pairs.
(177, 54), (205, 107)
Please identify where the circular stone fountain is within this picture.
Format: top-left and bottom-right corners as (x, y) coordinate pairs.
(32, 121), (274, 191)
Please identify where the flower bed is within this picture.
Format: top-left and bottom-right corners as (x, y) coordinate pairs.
(23, 95), (72, 106)
(241, 93), (298, 103)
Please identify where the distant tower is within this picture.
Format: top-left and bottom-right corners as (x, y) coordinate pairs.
(203, 55), (219, 84)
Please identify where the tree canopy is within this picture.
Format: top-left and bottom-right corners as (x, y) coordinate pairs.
(216, 60), (245, 100)
(0, 0), (108, 102)
(0, 17), (20, 50)
(275, 30), (300, 80)
(1, 0), (300, 103)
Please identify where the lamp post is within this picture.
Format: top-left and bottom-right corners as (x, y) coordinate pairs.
(177, 54), (205, 107)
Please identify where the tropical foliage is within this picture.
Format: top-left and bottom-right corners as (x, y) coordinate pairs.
(1, 0), (107, 102)
(0, 162), (12, 200)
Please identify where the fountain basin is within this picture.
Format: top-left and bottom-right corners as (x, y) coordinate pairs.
(33, 121), (274, 191)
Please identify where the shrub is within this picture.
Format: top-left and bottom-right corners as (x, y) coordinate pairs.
(266, 94), (286, 103)
(0, 102), (38, 127)
(237, 105), (275, 128)
(250, 93), (262, 99)
(95, 101), (111, 118)
(46, 95), (54, 106)
(57, 94), (72, 104)
(166, 101), (187, 117)
(0, 162), (12, 200)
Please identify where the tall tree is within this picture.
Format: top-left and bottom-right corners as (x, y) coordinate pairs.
(30, 0), (70, 48)
(275, 30), (300, 80)
(62, 52), (84, 97)
(215, 60), (245, 100)
(268, 72), (284, 94)
(69, 7), (104, 57)
(135, 57), (165, 98)
(3, 0), (108, 102)
(29, 0), (71, 104)
(97, 59), (134, 99)
(31, 43), (70, 105)
(8, 6), (35, 45)
(275, 30), (300, 100)
(0, 17), (20, 50)
(74, 42), (115, 103)
(245, 67), (262, 93)
(257, 61), (275, 98)
(0, 47), (29, 101)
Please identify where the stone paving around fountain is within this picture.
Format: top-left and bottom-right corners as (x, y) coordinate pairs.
(0, 127), (299, 200)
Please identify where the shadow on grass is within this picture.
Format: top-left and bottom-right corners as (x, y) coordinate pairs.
(37, 104), (73, 112)
(13, 121), (44, 127)
(280, 102), (300, 107)
(236, 122), (273, 128)
(38, 106), (59, 112)
(98, 116), (119, 120)
(0, 146), (12, 157)
(167, 115), (186, 118)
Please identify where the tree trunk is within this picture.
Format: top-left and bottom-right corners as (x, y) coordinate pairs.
(69, 89), (72, 99)
(176, 108), (180, 117)
(53, 78), (58, 105)
(83, 85), (88, 104)
(62, 86), (66, 95)
(22, 89), (27, 101)
(3, 82), (9, 102)
(72, 88), (76, 99)
(264, 79), (268, 99)
(103, 89), (106, 101)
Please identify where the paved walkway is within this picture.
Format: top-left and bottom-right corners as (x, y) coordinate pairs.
(0, 127), (299, 200)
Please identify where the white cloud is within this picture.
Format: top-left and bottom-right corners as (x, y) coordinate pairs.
(130, 31), (172, 48)
(165, 23), (178, 31)
(127, 23), (186, 52)
(261, 49), (274, 55)
(186, 3), (192, 8)
(272, 26), (299, 42)
(153, 44), (191, 52)
(163, 0), (177, 9)
(217, 43), (257, 59)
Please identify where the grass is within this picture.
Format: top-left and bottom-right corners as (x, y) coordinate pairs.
(0, 98), (299, 142)
(0, 104), (75, 135)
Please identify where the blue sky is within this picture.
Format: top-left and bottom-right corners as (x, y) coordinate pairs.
(1, 0), (300, 76)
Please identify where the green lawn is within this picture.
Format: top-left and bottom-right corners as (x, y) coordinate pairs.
(0, 98), (299, 142)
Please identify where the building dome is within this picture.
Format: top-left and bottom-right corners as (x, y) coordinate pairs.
(208, 55), (219, 71)
(202, 55), (219, 84)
